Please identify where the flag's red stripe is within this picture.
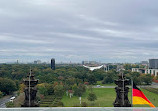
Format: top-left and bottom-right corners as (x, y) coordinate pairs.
(133, 88), (151, 103)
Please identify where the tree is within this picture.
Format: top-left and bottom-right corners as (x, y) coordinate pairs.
(0, 78), (17, 95)
(72, 84), (86, 97)
(156, 75), (158, 80)
(92, 69), (106, 81)
(109, 65), (117, 70)
(124, 64), (132, 70)
(72, 84), (78, 96)
(37, 83), (54, 96)
(65, 77), (76, 86)
(88, 74), (96, 85)
(102, 70), (117, 84)
(37, 83), (48, 96)
(140, 74), (152, 85)
(102, 76), (113, 84)
(87, 92), (97, 102)
(38, 73), (56, 84)
(126, 72), (141, 85)
(19, 83), (25, 93)
(54, 84), (64, 97)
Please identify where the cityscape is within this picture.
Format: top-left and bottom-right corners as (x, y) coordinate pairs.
(0, 0), (158, 110)
(0, 58), (158, 108)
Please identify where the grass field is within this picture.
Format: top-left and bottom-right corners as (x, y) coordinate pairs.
(96, 81), (115, 86)
(62, 88), (115, 107)
(61, 88), (158, 107)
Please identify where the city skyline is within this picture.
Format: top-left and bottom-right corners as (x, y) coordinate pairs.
(0, 59), (151, 64)
(1, 0), (158, 63)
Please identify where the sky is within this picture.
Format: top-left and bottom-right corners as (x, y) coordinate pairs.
(0, 0), (158, 63)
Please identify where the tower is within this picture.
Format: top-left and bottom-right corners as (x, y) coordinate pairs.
(51, 58), (55, 70)
(149, 59), (158, 69)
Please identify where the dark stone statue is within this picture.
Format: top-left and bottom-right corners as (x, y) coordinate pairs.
(21, 69), (39, 107)
(113, 71), (131, 107)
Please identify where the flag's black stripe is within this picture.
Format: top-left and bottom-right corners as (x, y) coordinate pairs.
(133, 82), (141, 91)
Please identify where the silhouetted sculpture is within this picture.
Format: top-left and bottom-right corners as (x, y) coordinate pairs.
(21, 69), (39, 107)
(113, 71), (131, 107)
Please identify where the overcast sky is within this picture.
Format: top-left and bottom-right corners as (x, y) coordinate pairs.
(0, 0), (158, 63)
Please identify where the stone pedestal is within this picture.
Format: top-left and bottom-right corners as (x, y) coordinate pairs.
(113, 71), (131, 107)
(21, 70), (39, 107)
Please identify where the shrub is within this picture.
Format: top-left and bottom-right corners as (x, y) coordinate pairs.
(57, 101), (64, 107)
(73, 104), (80, 107)
(6, 102), (15, 108)
(81, 102), (88, 107)
(87, 92), (97, 102)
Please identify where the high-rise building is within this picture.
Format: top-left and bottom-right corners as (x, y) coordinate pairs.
(141, 61), (148, 65)
(51, 58), (55, 70)
(34, 61), (37, 64)
(89, 61), (97, 65)
(37, 60), (41, 64)
(34, 60), (41, 64)
(82, 61), (88, 65)
(149, 59), (158, 69)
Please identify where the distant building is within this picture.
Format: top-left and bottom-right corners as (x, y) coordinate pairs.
(132, 68), (158, 76)
(37, 60), (41, 64)
(89, 61), (97, 65)
(141, 61), (148, 66)
(132, 68), (146, 74)
(117, 65), (125, 72)
(51, 58), (55, 70)
(149, 59), (158, 69)
(34, 61), (37, 64)
(82, 61), (89, 65)
(131, 59), (158, 76)
(43, 62), (47, 64)
(34, 60), (41, 64)
(145, 69), (158, 76)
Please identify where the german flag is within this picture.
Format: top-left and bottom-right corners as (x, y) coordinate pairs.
(132, 83), (155, 107)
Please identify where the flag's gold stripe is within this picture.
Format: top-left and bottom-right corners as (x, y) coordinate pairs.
(133, 96), (155, 107)
(133, 96), (150, 104)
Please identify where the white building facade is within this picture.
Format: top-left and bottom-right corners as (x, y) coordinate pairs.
(132, 68), (158, 76)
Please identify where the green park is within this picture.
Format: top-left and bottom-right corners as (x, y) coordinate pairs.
(0, 64), (158, 107)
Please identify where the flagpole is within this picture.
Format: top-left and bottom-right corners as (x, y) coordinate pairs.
(131, 79), (133, 107)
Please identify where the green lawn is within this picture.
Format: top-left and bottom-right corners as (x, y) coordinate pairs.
(96, 81), (115, 86)
(62, 88), (115, 107)
(61, 88), (158, 107)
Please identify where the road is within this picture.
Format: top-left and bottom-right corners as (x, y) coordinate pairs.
(93, 83), (158, 88)
(93, 85), (158, 88)
(0, 95), (12, 108)
(0, 92), (17, 108)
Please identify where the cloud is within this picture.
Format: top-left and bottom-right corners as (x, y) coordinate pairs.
(0, 34), (54, 44)
(0, 0), (158, 63)
(48, 32), (103, 41)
